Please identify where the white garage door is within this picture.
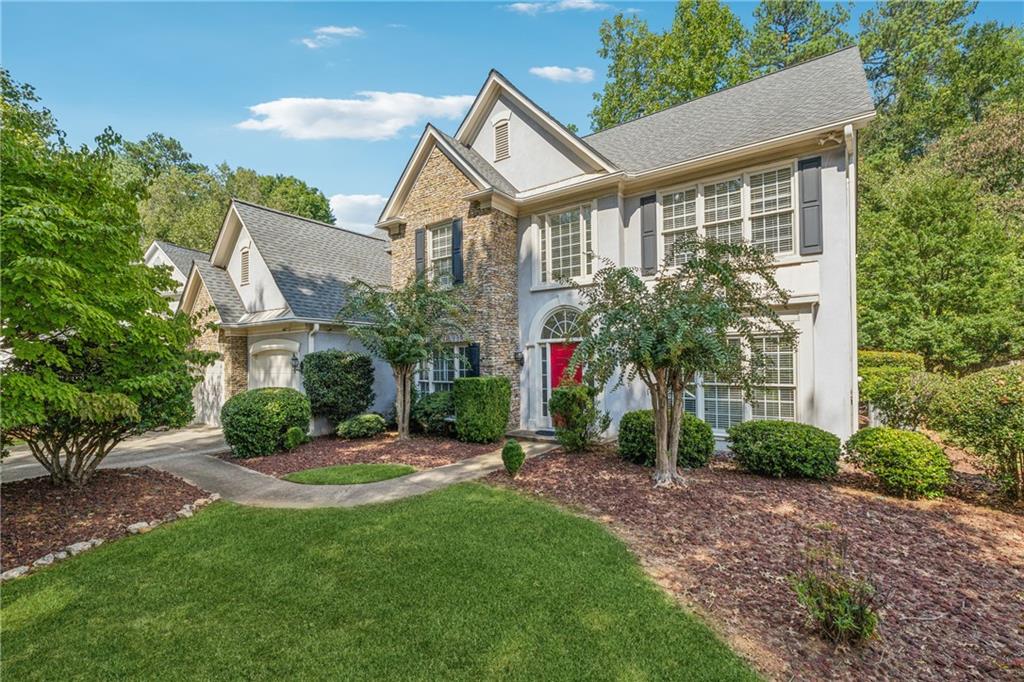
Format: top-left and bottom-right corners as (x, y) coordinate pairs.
(249, 351), (297, 390)
(193, 360), (224, 426)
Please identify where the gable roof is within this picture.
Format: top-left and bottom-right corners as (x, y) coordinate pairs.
(152, 240), (208, 275)
(435, 129), (517, 196)
(583, 47), (874, 173)
(190, 259), (246, 324)
(230, 200), (390, 321)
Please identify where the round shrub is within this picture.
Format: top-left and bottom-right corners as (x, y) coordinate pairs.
(453, 376), (511, 443)
(502, 439), (525, 477)
(548, 381), (609, 453)
(618, 410), (714, 468)
(412, 390), (454, 436)
(336, 413), (387, 439)
(728, 421), (840, 479)
(845, 427), (950, 499)
(284, 426), (309, 451)
(300, 350), (374, 423)
(221, 388), (312, 458)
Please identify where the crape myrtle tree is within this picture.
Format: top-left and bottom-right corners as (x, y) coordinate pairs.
(571, 238), (795, 487)
(0, 69), (215, 486)
(338, 277), (468, 440)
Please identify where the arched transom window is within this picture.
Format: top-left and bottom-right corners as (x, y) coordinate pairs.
(541, 307), (581, 341)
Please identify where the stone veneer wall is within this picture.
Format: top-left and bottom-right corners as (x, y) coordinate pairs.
(390, 147), (521, 428)
(191, 279), (249, 403)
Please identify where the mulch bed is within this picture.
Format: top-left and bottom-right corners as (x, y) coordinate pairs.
(489, 447), (1024, 681)
(1, 468), (206, 571)
(227, 434), (498, 478)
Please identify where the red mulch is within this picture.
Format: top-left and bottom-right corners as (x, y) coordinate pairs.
(227, 434), (497, 478)
(489, 447), (1024, 681)
(1, 468), (206, 571)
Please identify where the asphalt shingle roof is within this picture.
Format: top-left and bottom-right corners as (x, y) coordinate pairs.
(192, 259), (246, 324)
(582, 47), (874, 173)
(436, 128), (518, 196)
(154, 240), (208, 275)
(231, 200), (391, 321)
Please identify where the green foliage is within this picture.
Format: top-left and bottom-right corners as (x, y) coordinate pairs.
(284, 426), (310, 451)
(300, 350), (375, 423)
(412, 390), (454, 436)
(728, 421), (840, 479)
(747, 0), (853, 74)
(934, 365), (1024, 499)
(221, 388), (312, 458)
(790, 541), (879, 645)
(590, 0), (750, 131)
(336, 413), (388, 440)
(618, 410), (714, 469)
(846, 427), (951, 498)
(453, 377), (511, 443)
(548, 381), (610, 453)
(858, 350), (925, 370)
(0, 69), (212, 486)
(502, 439), (526, 478)
(338, 277), (468, 440)
(284, 463), (414, 485)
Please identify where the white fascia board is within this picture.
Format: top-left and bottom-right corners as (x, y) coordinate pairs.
(210, 202), (244, 267)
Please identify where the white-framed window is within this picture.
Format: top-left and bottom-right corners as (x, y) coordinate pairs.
(428, 221), (453, 288)
(240, 247), (251, 286)
(662, 187), (698, 265)
(749, 167), (794, 254)
(494, 120), (510, 161)
(416, 345), (471, 394)
(537, 203), (594, 284)
(750, 335), (796, 420)
(701, 337), (744, 431)
(703, 178), (744, 245)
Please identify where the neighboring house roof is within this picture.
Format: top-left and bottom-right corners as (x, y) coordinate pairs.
(191, 259), (247, 324)
(230, 200), (391, 321)
(582, 47), (874, 173)
(436, 128), (517, 196)
(153, 240), (209, 276)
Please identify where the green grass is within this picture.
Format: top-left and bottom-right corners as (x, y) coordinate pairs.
(283, 463), (415, 485)
(1, 484), (758, 681)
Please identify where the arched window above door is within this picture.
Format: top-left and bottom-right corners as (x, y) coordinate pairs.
(541, 307), (581, 341)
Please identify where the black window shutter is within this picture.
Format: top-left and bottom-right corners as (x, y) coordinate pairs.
(640, 195), (657, 275)
(451, 218), (464, 284)
(798, 157), (823, 256)
(465, 343), (481, 377)
(414, 228), (426, 278)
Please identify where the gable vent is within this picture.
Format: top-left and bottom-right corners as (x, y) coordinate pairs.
(494, 121), (510, 161)
(240, 247), (250, 286)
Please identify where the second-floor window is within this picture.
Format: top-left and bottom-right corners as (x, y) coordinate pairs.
(538, 203), (593, 284)
(429, 222), (453, 287)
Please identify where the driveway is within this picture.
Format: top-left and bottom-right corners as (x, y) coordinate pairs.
(1, 426), (228, 484)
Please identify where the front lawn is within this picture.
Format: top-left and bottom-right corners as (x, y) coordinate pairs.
(283, 462), (414, 485)
(1, 484), (756, 680)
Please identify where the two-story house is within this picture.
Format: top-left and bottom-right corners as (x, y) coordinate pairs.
(377, 47), (875, 443)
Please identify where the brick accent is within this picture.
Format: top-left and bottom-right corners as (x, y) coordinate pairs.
(391, 147), (521, 428)
(190, 278), (249, 402)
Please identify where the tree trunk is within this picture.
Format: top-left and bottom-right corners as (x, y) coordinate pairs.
(649, 375), (685, 488)
(393, 366), (413, 441)
(27, 435), (112, 487)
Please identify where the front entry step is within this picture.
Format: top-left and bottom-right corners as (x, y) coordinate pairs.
(506, 429), (557, 443)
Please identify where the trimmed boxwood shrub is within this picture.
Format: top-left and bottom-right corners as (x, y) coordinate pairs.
(283, 426), (309, 451)
(502, 439), (525, 477)
(300, 350), (374, 423)
(412, 390), (454, 436)
(618, 410), (715, 468)
(845, 427), (950, 499)
(858, 350), (925, 371)
(728, 420), (840, 479)
(548, 381), (609, 453)
(336, 413), (387, 439)
(453, 376), (511, 443)
(221, 388), (312, 458)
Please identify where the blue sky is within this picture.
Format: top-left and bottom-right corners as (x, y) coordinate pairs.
(4, 1), (1021, 231)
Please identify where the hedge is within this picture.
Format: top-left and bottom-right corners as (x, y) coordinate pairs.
(728, 421), (839, 479)
(301, 350), (374, 423)
(845, 427), (951, 499)
(221, 388), (311, 458)
(336, 413), (388, 439)
(453, 376), (511, 443)
(858, 350), (925, 371)
(618, 410), (714, 468)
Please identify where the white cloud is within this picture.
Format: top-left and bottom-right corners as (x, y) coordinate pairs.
(506, 2), (545, 14)
(507, 0), (609, 12)
(236, 91), (475, 141)
(299, 25), (364, 49)
(529, 66), (595, 83)
(329, 193), (388, 233)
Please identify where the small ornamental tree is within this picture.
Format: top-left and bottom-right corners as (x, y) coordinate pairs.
(337, 277), (467, 440)
(572, 238), (794, 487)
(0, 69), (214, 486)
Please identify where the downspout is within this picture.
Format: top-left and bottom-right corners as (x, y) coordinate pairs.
(844, 124), (859, 435)
(308, 323), (320, 354)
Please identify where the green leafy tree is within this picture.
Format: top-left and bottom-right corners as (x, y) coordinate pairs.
(337, 277), (468, 440)
(857, 160), (1024, 372)
(572, 239), (795, 487)
(590, 0), (750, 131)
(746, 0), (853, 74)
(139, 166), (230, 250)
(0, 70), (214, 486)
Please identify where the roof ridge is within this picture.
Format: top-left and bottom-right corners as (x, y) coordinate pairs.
(584, 45), (862, 139)
(230, 198), (386, 242)
(155, 240), (209, 256)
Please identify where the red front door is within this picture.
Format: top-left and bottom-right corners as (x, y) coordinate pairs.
(549, 342), (582, 388)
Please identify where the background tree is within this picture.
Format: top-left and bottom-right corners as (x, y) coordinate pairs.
(746, 0), (853, 74)
(1, 69), (214, 486)
(337, 278), (467, 440)
(572, 239), (795, 487)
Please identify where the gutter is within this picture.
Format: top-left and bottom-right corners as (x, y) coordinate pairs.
(845, 123), (860, 435)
